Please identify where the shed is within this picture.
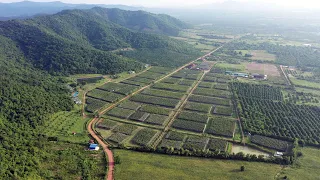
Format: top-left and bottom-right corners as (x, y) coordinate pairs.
(225, 71), (233, 75)
(274, 152), (283, 157)
(89, 144), (100, 151)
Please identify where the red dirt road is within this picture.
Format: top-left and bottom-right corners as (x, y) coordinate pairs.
(87, 117), (114, 180)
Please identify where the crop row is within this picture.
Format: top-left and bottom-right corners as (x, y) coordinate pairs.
(232, 82), (283, 101)
(193, 87), (230, 98)
(107, 107), (135, 119)
(184, 101), (212, 113)
(177, 111), (208, 123)
(152, 83), (190, 92)
(141, 88), (184, 99)
(205, 116), (235, 138)
(118, 101), (141, 110)
(238, 96), (320, 145)
(172, 119), (206, 133)
(130, 94), (180, 108)
(86, 97), (109, 113)
(107, 132), (128, 144)
(139, 104), (172, 116)
(212, 106), (233, 116)
(87, 89), (125, 103)
(131, 128), (159, 146)
(188, 94), (231, 106)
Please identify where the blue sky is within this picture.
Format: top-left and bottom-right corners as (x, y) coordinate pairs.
(0, 0), (319, 9)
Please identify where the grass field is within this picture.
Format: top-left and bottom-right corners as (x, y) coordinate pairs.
(276, 147), (320, 180)
(249, 50), (276, 61)
(44, 108), (90, 143)
(114, 149), (281, 180)
(289, 76), (320, 89)
(215, 63), (246, 71)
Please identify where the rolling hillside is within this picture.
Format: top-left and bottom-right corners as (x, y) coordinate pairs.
(0, 7), (198, 75)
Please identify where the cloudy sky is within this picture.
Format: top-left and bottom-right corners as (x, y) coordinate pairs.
(0, 0), (320, 9)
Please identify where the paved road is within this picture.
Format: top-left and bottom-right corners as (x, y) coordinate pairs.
(86, 45), (224, 180)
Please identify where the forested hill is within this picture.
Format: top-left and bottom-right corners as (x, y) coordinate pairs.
(0, 7), (198, 75)
(86, 7), (191, 36)
(0, 35), (74, 178)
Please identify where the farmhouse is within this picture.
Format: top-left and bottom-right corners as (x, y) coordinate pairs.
(89, 144), (100, 151)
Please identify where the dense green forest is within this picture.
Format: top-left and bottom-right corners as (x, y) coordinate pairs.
(219, 41), (320, 68)
(0, 33), (106, 179)
(0, 7), (198, 75)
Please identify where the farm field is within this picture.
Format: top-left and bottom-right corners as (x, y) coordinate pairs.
(277, 147), (320, 180)
(289, 76), (320, 89)
(249, 50), (277, 61)
(114, 149), (282, 180)
(85, 66), (174, 113)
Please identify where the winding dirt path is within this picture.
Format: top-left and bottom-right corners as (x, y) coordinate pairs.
(88, 117), (114, 180)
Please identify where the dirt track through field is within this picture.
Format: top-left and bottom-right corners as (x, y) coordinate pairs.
(87, 45), (225, 180)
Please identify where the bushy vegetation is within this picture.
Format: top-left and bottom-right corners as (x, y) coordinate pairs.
(232, 82), (283, 101)
(193, 87), (230, 98)
(118, 101), (141, 110)
(139, 105), (172, 116)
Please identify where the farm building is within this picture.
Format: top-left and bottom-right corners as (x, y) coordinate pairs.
(233, 73), (249, 78)
(225, 71), (248, 78)
(186, 63), (196, 69)
(274, 152), (283, 157)
(89, 144), (100, 151)
(252, 73), (267, 80)
(196, 62), (211, 70)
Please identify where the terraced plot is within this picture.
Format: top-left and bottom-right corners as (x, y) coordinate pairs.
(141, 88), (185, 99)
(184, 101), (212, 113)
(189, 95), (231, 106)
(131, 128), (159, 146)
(130, 94), (180, 108)
(205, 116), (236, 138)
(172, 119), (206, 133)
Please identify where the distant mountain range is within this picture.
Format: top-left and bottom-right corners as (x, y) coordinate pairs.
(0, 7), (197, 75)
(0, 1), (144, 17)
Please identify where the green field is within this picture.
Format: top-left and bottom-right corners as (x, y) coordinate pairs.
(44, 109), (90, 143)
(276, 147), (320, 180)
(114, 149), (281, 180)
(289, 76), (320, 89)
